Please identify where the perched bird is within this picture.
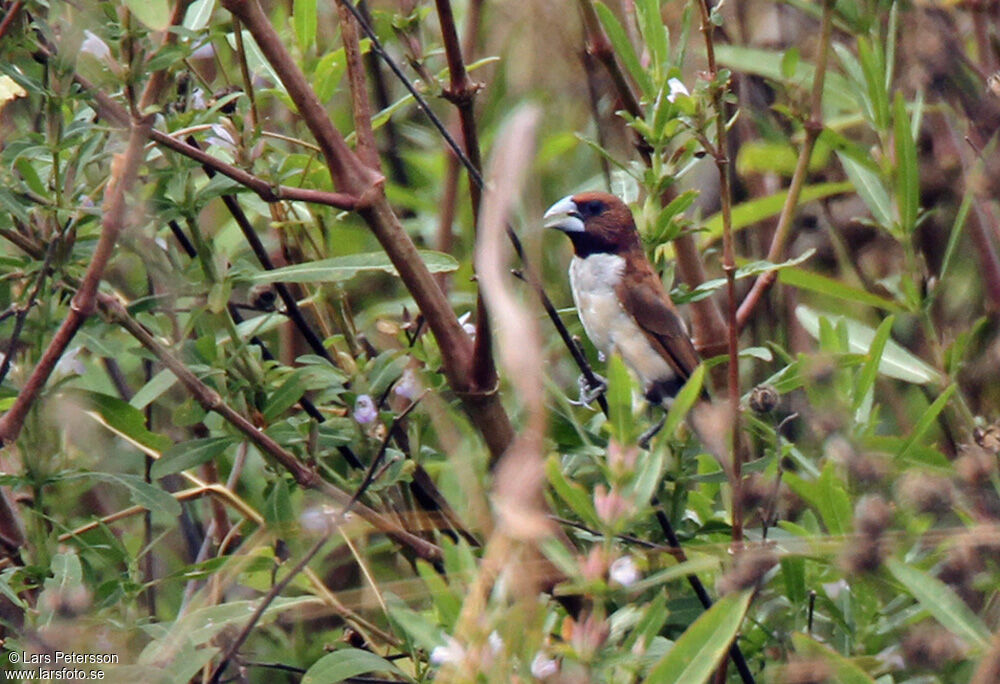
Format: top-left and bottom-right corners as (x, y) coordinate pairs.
(544, 191), (702, 407)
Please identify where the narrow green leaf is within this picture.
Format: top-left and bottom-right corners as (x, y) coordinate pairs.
(886, 558), (991, 651)
(183, 0), (215, 30)
(791, 633), (876, 683)
(630, 448), (664, 510)
(124, 0), (171, 30)
(303, 648), (407, 684)
(898, 384), (956, 460)
(130, 369), (180, 410)
(64, 472), (181, 517)
(663, 364), (705, 438)
(794, 305), (941, 384)
(857, 37), (889, 130)
(852, 315), (894, 417)
(606, 354), (635, 443)
(939, 193), (972, 284)
(594, 2), (654, 98)
(778, 267), (902, 312)
(152, 437), (236, 478)
(293, 0), (317, 51)
(226, 31), (286, 94)
(635, 0), (668, 74)
(714, 45), (856, 113)
(416, 560), (461, 629)
(62, 389), (172, 452)
(701, 182), (852, 244)
(837, 152), (892, 227)
(546, 456), (601, 528)
(893, 92), (919, 233)
(248, 250), (459, 285)
(643, 590), (753, 684)
(263, 368), (309, 421)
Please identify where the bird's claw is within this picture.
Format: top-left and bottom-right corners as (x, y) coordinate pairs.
(571, 373), (607, 407)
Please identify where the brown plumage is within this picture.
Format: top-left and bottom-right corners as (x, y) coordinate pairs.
(544, 191), (702, 404)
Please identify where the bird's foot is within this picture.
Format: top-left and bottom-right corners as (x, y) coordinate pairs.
(571, 373), (607, 407)
(638, 416), (666, 451)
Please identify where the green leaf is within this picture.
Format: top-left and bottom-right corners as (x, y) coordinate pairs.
(124, 0), (171, 31)
(663, 364), (704, 438)
(183, 0), (215, 31)
(856, 37), (889, 130)
(790, 633), (876, 683)
(794, 305), (941, 384)
(152, 437), (236, 478)
(416, 560), (461, 629)
(837, 152), (892, 227)
(263, 368), (309, 421)
(643, 590), (753, 684)
(893, 92), (919, 233)
(303, 648), (407, 684)
(130, 369), (179, 411)
(714, 45), (856, 113)
(293, 0), (317, 51)
(546, 456), (601, 529)
(898, 384), (956, 460)
(66, 472), (181, 517)
(852, 315), (894, 420)
(606, 354), (635, 443)
(62, 389), (172, 452)
(783, 462), (851, 536)
(226, 31), (286, 94)
(594, 2), (654, 98)
(778, 267), (902, 312)
(701, 182), (852, 244)
(247, 250), (459, 285)
(635, 0), (668, 75)
(886, 558), (991, 651)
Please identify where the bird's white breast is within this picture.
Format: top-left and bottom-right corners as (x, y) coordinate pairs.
(569, 254), (674, 389)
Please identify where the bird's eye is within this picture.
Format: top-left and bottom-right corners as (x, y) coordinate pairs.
(582, 200), (604, 216)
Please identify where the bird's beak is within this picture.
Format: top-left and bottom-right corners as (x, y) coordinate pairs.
(544, 196), (585, 233)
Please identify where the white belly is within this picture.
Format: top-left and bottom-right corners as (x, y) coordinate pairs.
(569, 254), (675, 388)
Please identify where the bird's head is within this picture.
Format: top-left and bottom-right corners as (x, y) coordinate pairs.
(544, 191), (640, 257)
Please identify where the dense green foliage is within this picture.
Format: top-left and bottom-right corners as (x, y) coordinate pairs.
(1, 0), (999, 682)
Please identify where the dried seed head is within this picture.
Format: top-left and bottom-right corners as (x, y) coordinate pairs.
(840, 536), (885, 574)
(717, 548), (778, 595)
(896, 472), (953, 515)
(779, 657), (831, 684)
(749, 384), (780, 414)
(955, 446), (996, 487)
(974, 423), (1000, 454)
(902, 623), (964, 669)
(855, 495), (893, 537)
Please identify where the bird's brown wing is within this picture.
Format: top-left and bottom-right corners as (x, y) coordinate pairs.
(615, 256), (701, 380)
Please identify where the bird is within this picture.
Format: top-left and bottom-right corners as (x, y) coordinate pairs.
(544, 191), (703, 409)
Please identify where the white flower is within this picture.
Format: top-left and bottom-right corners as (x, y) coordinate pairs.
(530, 652), (558, 679)
(666, 77), (689, 103)
(430, 637), (465, 666)
(457, 311), (476, 339)
(823, 579), (848, 600)
(393, 367), (421, 401)
(609, 556), (641, 587)
(487, 630), (503, 655)
(80, 31), (111, 62)
(53, 347), (85, 379)
(353, 395), (378, 424)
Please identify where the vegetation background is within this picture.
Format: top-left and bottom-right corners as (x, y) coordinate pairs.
(0, 0), (999, 682)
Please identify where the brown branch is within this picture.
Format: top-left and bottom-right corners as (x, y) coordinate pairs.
(337, 1), (381, 171)
(208, 531), (331, 684)
(0, 0), (23, 41)
(433, 0), (497, 393)
(735, 0), (835, 331)
(694, 3), (754, 683)
(221, 0), (513, 461)
(0, 105), (151, 448)
(96, 292), (443, 562)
